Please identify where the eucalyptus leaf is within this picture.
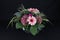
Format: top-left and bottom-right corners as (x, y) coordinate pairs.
(14, 12), (21, 18)
(38, 24), (45, 30)
(30, 26), (38, 36)
(16, 22), (23, 29)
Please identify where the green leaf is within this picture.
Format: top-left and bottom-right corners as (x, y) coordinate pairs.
(21, 4), (25, 10)
(18, 4), (25, 11)
(30, 26), (38, 36)
(39, 12), (46, 17)
(14, 18), (18, 22)
(43, 19), (49, 21)
(7, 17), (16, 28)
(13, 17), (20, 23)
(14, 12), (21, 18)
(38, 24), (45, 30)
(16, 22), (23, 29)
(22, 9), (29, 14)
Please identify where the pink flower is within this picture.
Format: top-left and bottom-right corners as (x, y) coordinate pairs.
(27, 16), (37, 25)
(28, 8), (40, 14)
(36, 16), (42, 24)
(21, 14), (28, 26)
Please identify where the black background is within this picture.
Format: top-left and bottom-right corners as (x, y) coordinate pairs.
(0, 0), (60, 40)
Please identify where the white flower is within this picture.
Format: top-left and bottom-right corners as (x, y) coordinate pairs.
(27, 16), (37, 25)
(28, 8), (40, 14)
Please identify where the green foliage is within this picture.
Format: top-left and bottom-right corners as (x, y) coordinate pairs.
(43, 19), (49, 21)
(20, 4), (25, 10)
(14, 12), (21, 18)
(30, 25), (38, 36)
(39, 12), (46, 17)
(38, 24), (45, 30)
(7, 17), (16, 27)
(14, 18), (19, 22)
(16, 22), (23, 29)
(22, 9), (30, 14)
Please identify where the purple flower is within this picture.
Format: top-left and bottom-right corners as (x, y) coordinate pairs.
(29, 14), (32, 17)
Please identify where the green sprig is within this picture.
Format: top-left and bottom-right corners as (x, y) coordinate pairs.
(7, 16), (17, 28)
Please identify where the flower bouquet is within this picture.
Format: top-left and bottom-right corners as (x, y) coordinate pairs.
(8, 4), (49, 36)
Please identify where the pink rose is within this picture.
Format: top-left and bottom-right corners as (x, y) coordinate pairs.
(21, 14), (28, 26)
(36, 16), (42, 24)
(28, 8), (40, 14)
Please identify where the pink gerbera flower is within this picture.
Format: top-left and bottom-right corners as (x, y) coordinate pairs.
(27, 16), (37, 25)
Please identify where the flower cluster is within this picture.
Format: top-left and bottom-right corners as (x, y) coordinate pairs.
(20, 8), (42, 26)
(8, 6), (49, 36)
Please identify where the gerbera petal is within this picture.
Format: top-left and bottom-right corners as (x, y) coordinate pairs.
(27, 16), (37, 25)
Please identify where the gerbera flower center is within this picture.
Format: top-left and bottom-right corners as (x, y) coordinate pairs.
(30, 19), (33, 22)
